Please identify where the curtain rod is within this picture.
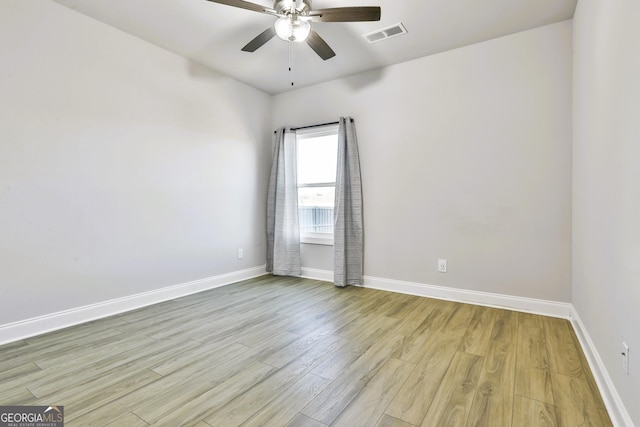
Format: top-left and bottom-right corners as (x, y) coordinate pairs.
(292, 121), (339, 131)
(273, 119), (352, 134)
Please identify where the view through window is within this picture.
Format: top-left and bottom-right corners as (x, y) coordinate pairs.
(296, 124), (338, 244)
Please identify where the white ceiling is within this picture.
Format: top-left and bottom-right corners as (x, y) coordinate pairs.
(52, 0), (577, 95)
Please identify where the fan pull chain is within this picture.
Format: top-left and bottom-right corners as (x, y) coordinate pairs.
(288, 41), (294, 86)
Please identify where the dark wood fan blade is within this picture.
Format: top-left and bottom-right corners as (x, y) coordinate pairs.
(306, 30), (336, 60)
(203, 0), (277, 15)
(308, 6), (381, 22)
(241, 27), (276, 52)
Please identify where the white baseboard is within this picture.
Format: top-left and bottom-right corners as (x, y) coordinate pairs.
(300, 267), (334, 282)
(0, 265), (266, 346)
(300, 268), (572, 318)
(363, 275), (573, 318)
(570, 309), (634, 427)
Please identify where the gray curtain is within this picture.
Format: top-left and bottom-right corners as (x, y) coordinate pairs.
(334, 117), (364, 287)
(266, 127), (301, 276)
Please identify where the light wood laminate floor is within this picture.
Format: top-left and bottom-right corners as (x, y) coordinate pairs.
(1, 275), (612, 426)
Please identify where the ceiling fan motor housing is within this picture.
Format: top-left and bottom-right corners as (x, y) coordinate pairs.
(274, 0), (311, 15)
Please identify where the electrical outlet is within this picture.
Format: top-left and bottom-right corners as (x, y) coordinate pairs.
(438, 259), (447, 273)
(622, 342), (629, 375)
(237, 248), (244, 259)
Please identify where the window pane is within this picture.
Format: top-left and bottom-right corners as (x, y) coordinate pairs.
(297, 135), (338, 185)
(298, 186), (334, 234)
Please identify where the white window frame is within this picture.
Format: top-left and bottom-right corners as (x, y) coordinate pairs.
(296, 124), (339, 246)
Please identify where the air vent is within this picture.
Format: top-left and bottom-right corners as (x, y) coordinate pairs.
(363, 23), (408, 44)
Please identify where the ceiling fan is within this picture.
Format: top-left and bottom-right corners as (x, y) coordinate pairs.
(204, 0), (381, 60)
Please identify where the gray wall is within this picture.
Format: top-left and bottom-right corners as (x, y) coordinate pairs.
(0, 0), (272, 325)
(573, 0), (640, 424)
(273, 21), (573, 302)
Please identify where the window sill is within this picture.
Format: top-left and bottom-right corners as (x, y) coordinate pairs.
(300, 235), (334, 246)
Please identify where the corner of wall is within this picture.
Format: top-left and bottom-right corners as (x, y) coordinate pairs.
(570, 307), (635, 427)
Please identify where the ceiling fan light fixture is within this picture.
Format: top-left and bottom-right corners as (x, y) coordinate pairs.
(274, 16), (311, 42)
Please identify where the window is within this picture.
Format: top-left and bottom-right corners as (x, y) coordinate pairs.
(296, 124), (339, 245)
